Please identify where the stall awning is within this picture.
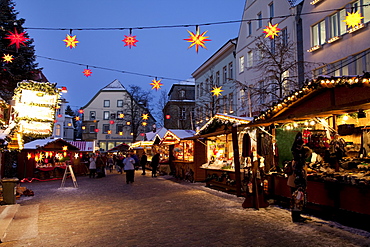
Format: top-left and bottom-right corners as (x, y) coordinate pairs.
(248, 75), (370, 127)
(107, 143), (130, 152)
(23, 138), (80, 151)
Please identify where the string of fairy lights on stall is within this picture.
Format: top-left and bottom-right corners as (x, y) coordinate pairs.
(1, 5), (368, 137)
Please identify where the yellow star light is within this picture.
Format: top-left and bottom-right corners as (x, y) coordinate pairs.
(343, 11), (364, 28)
(211, 86), (224, 97)
(62, 146), (68, 151)
(150, 79), (163, 90)
(142, 113), (149, 120)
(2, 54), (14, 63)
(184, 29), (211, 53)
(263, 22), (281, 39)
(63, 34), (79, 48)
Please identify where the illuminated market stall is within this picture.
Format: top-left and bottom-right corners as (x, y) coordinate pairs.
(197, 114), (253, 193)
(159, 129), (206, 181)
(246, 74), (370, 218)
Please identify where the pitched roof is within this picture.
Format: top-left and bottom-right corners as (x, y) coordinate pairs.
(101, 79), (126, 91)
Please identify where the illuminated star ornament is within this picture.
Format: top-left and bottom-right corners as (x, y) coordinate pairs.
(263, 22), (281, 39)
(184, 26), (211, 53)
(83, 67), (92, 77)
(150, 78), (163, 90)
(211, 86), (224, 97)
(343, 11), (364, 28)
(63, 34), (79, 48)
(2, 54), (14, 63)
(122, 29), (139, 48)
(141, 113), (149, 120)
(5, 28), (29, 49)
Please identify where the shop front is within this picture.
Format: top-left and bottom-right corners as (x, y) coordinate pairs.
(17, 138), (81, 181)
(159, 129), (206, 181)
(247, 74), (370, 218)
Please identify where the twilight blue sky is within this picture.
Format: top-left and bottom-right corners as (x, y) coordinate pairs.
(14, 0), (245, 111)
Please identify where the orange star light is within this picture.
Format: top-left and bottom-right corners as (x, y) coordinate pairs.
(211, 86), (224, 97)
(263, 22), (281, 39)
(150, 79), (163, 90)
(2, 54), (14, 63)
(343, 11), (364, 28)
(83, 68), (92, 77)
(5, 28), (29, 49)
(142, 113), (149, 120)
(184, 28), (211, 53)
(122, 35), (139, 48)
(63, 34), (79, 48)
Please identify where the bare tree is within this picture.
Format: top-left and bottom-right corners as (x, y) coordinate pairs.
(156, 89), (168, 127)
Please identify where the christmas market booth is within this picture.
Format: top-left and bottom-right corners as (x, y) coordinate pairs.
(17, 138), (81, 181)
(159, 129), (205, 181)
(246, 74), (370, 222)
(197, 114), (253, 195)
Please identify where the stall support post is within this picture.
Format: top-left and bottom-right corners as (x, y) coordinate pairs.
(232, 125), (242, 197)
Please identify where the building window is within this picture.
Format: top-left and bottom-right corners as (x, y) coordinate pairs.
(228, 62), (233, 79)
(89, 125), (96, 133)
(269, 2), (274, 18)
(257, 12), (262, 29)
(270, 39), (275, 55)
(229, 93), (234, 113)
(205, 78), (209, 93)
(200, 82), (203, 96)
(216, 71), (220, 86)
(330, 10), (346, 38)
(55, 124), (61, 137)
(196, 84), (200, 98)
(117, 111), (124, 119)
(116, 124), (124, 134)
(311, 20), (326, 46)
(179, 107), (186, 120)
(223, 95), (227, 113)
(281, 28), (288, 46)
(117, 100), (123, 107)
(104, 100), (110, 107)
(239, 56), (245, 73)
(355, 50), (370, 75)
(110, 113), (116, 120)
(364, 0), (370, 23)
(223, 66), (227, 83)
(248, 21), (252, 36)
(247, 51), (253, 68)
(103, 124), (110, 134)
(103, 111), (110, 120)
(210, 75), (213, 88)
(89, 111), (96, 120)
(179, 89), (185, 99)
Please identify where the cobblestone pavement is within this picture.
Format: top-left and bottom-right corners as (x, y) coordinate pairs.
(1, 170), (370, 247)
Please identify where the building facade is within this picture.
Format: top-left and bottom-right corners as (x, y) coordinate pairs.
(82, 79), (155, 151)
(192, 38), (238, 128)
(163, 79), (196, 130)
(52, 98), (74, 141)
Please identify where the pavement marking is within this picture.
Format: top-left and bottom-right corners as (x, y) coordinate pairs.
(0, 204), (20, 243)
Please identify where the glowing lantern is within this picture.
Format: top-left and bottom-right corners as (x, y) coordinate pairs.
(150, 78), (163, 90)
(83, 68), (92, 77)
(165, 115), (171, 119)
(63, 34), (79, 48)
(263, 22), (281, 39)
(68, 123), (72, 127)
(184, 26), (211, 53)
(119, 131), (123, 135)
(95, 128), (99, 133)
(109, 120), (114, 124)
(62, 146), (68, 151)
(343, 11), (364, 28)
(141, 113), (149, 120)
(75, 116), (80, 121)
(119, 113), (124, 118)
(142, 122), (148, 126)
(78, 109), (84, 114)
(140, 133), (145, 136)
(122, 29), (138, 48)
(27, 153), (32, 159)
(107, 130), (112, 134)
(211, 86), (224, 97)
(2, 54), (14, 63)
(82, 126), (86, 130)
(74, 153), (79, 159)
(60, 86), (68, 93)
(5, 28), (29, 49)
(126, 121), (131, 125)
(58, 114), (62, 118)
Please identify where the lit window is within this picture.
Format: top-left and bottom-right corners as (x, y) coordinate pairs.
(247, 51), (253, 68)
(104, 100), (110, 107)
(311, 20), (326, 46)
(117, 100), (123, 107)
(239, 56), (245, 73)
(55, 124), (61, 137)
(330, 10), (346, 38)
(103, 111), (109, 120)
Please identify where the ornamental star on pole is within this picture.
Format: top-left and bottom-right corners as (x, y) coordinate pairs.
(184, 27), (211, 53)
(343, 11), (364, 28)
(5, 28), (29, 49)
(263, 22), (281, 39)
(211, 86), (224, 97)
(2, 54), (14, 63)
(63, 34), (79, 48)
(150, 79), (163, 90)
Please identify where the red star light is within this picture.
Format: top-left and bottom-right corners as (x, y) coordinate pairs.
(63, 34), (79, 48)
(263, 22), (281, 39)
(150, 79), (163, 90)
(5, 28), (29, 49)
(184, 28), (211, 53)
(122, 35), (139, 48)
(83, 68), (92, 77)
(2, 54), (14, 63)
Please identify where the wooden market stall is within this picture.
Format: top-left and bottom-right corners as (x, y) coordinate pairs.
(159, 129), (206, 181)
(17, 138), (81, 181)
(246, 74), (370, 221)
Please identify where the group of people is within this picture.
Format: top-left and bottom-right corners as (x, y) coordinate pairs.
(84, 151), (161, 184)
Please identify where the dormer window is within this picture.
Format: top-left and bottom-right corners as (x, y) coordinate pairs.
(179, 89), (186, 99)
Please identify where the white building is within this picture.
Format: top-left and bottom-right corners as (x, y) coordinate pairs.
(52, 98), (74, 141)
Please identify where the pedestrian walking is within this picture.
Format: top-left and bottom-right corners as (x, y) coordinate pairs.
(130, 150), (140, 170)
(123, 154), (135, 184)
(116, 154), (124, 174)
(107, 155), (114, 173)
(89, 153), (97, 178)
(96, 152), (106, 178)
(151, 153), (160, 177)
(140, 152), (148, 175)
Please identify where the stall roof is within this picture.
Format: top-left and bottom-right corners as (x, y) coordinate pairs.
(146, 127), (167, 141)
(248, 74), (370, 127)
(23, 138), (80, 151)
(160, 129), (196, 145)
(107, 143), (130, 152)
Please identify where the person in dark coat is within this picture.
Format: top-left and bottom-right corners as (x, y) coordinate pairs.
(151, 153), (160, 177)
(140, 152), (148, 175)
